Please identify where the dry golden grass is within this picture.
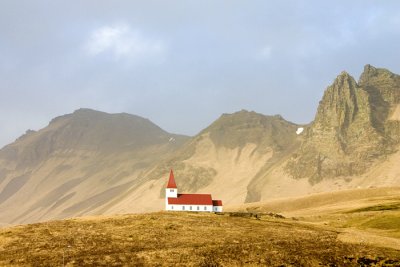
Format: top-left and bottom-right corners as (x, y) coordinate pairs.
(0, 212), (399, 266)
(228, 188), (400, 253)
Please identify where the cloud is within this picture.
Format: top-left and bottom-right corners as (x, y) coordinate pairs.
(1, 1), (400, 147)
(84, 24), (165, 60)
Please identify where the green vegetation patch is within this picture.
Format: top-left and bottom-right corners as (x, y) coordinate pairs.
(347, 202), (400, 213)
(361, 215), (400, 230)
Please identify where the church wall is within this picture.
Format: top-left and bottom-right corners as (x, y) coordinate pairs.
(213, 206), (223, 212)
(166, 204), (213, 212)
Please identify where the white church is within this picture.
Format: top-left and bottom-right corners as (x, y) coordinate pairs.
(165, 170), (223, 212)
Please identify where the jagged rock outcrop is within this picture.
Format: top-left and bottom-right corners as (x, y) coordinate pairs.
(359, 64), (400, 142)
(287, 65), (400, 184)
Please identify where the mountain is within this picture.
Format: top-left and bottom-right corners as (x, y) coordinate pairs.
(286, 65), (400, 184)
(107, 110), (301, 212)
(1, 65), (400, 226)
(0, 109), (188, 224)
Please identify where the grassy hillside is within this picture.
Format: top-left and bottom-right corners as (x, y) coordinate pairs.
(0, 211), (399, 266)
(228, 187), (400, 251)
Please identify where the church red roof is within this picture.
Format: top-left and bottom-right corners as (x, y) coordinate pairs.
(212, 200), (223, 206)
(166, 169), (177, 189)
(168, 194), (213, 205)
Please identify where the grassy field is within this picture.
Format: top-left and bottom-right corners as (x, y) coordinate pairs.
(0, 211), (400, 266)
(338, 206), (400, 239)
(228, 187), (400, 253)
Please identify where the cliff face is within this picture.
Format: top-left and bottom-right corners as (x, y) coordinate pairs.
(359, 64), (400, 142)
(359, 64), (400, 105)
(287, 65), (400, 183)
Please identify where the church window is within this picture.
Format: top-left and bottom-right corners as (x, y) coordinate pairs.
(190, 206), (192, 210)
(197, 206), (200, 210)
(182, 206), (185, 210)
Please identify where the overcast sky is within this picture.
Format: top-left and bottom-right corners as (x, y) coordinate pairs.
(1, 1), (400, 147)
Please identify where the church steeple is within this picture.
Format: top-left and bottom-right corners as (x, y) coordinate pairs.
(166, 169), (177, 189)
(166, 169), (178, 202)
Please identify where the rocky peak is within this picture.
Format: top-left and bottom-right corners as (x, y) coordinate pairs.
(358, 64), (377, 84)
(359, 64), (396, 86)
(335, 71), (354, 84)
(331, 71), (357, 93)
(287, 69), (383, 183)
(359, 64), (400, 105)
(314, 71), (363, 132)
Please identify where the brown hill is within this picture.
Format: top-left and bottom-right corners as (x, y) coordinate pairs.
(0, 109), (188, 225)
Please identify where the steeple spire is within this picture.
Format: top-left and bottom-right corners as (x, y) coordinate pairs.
(166, 169), (177, 189)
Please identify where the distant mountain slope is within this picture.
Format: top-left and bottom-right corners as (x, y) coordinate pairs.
(0, 109), (188, 224)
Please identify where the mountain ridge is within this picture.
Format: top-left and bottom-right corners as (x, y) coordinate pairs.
(1, 64), (400, 225)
